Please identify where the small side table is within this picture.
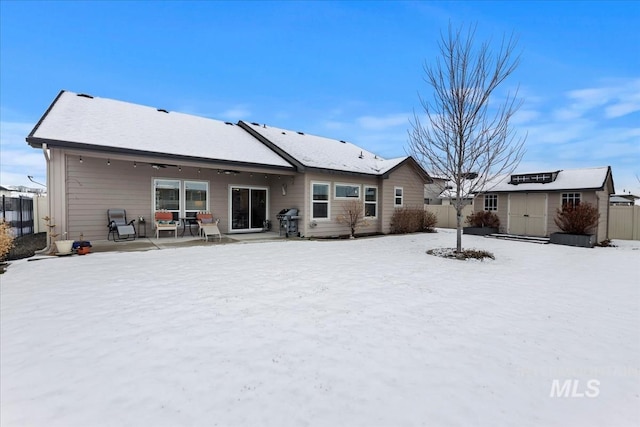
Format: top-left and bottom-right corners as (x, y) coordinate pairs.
(179, 217), (198, 237)
(138, 219), (146, 238)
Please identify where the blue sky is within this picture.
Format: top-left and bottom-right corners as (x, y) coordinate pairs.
(1, 1), (639, 194)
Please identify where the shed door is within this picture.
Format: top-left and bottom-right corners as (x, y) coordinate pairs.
(508, 193), (547, 236)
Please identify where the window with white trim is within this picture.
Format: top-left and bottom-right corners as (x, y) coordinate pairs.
(154, 178), (209, 220)
(335, 184), (360, 199)
(394, 187), (404, 207)
(312, 182), (330, 219)
(364, 186), (378, 218)
(154, 179), (180, 218)
(484, 194), (498, 211)
(185, 181), (208, 217)
(561, 192), (581, 207)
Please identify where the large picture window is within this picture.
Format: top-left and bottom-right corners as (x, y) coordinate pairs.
(335, 184), (360, 199)
(312, 182), (330, 219)
(185, 181), (208, 217)
(154, 179), (180, 218)
(364, 186), (377, 218)
(154, 179), (209, 220)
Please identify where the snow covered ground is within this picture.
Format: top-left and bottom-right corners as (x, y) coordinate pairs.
(2, 229), (639, 426)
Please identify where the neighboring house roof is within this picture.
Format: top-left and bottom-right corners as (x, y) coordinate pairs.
(27, 90), (294, 170)
(479, 166), (614, 194)
(238, 121), (430, 180)
(611, 193), (640, 201)
(438, 188), (474, 200)
(609, 196), (633, 204)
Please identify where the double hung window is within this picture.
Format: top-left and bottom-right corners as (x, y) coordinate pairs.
(364, 186), (377, 217)
(394, 187), (404, 207)
(312, 182), (330, 219)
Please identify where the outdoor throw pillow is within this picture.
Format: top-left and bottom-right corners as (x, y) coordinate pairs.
(201, 218), (213, 224)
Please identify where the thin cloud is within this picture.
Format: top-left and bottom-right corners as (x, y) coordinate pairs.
(218, 105), (251, 121)
(559, 78), (640, 120)
(356, 114), (409, 131)
(0, 121), (34, 148)
(512, 109), (541, 124)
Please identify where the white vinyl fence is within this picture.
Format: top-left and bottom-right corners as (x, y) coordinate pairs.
(427, 204), (640, 240)
(608, 205), (640, 241)
(425, 205), (474, 229)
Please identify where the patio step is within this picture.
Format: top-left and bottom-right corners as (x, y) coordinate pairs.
(486, 233), (550, 244)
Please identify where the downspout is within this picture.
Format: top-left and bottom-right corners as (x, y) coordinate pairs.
(35, 143), (53, 254)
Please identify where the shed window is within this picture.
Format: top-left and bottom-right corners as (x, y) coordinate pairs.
(484, 194), (498, 211)
(561, 193), (581, 207)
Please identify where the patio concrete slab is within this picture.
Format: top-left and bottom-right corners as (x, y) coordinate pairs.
(89, 231), (289, 253)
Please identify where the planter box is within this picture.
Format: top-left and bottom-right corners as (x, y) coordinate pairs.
(463, 227), (498, 236)
(550, 232), (595, 248)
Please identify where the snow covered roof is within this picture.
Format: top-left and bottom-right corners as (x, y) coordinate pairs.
(480, 166), (613, 193)
(239, 121), (414, 177)
(28, 91), (293, 169)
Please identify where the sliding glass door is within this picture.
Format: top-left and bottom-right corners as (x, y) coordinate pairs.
(230, 186), (267, 231)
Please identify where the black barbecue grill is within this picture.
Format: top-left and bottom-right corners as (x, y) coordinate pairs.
(277, 208), (300, 237)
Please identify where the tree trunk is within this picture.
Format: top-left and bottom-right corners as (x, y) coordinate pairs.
(456, 209), (463, 253)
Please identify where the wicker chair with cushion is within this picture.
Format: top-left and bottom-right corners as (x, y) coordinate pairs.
(154, 211), (178, 239)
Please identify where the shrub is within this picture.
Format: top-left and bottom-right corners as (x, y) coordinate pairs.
(423, 210), (438, 232)
(390, 208), (438, 234)
(0, 220), (15, 262)
(554, 202), (599, 235)
(465, 210), (500, 228)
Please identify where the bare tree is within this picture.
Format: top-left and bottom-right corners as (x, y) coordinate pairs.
(337, 200), (368, 238)
(408, 23), (526, 253)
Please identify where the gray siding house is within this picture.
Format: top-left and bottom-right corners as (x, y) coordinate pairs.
(471, 166), (615, 242)
(27, 90), (431, 242)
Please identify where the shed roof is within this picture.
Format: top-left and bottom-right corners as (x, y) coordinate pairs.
(481, 166), (614, 193)
(27, 91), (294, 169)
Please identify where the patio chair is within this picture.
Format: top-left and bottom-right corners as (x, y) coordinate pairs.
(154, 210), (178, 238)
(196, 211), (222, 242)
(107, 209), (137, 241)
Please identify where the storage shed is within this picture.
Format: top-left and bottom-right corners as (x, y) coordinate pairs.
(472, 166), (615, 242)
